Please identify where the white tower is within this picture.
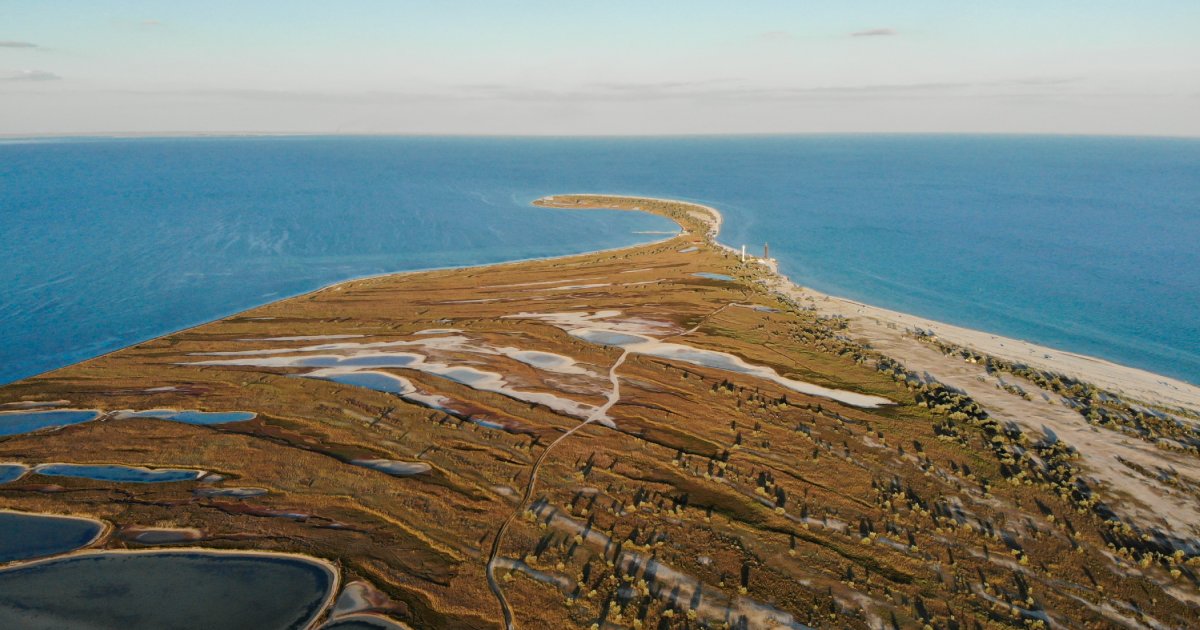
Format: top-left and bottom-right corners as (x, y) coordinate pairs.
(741, 245), (746, 262)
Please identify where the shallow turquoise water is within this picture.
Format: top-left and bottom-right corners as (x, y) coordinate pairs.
(2, 136), (1196, 384)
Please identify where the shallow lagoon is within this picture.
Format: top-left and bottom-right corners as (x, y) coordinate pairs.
(572, 330), (650, 347)
(194, 486), (269, 498)
(33, 463), (206, 483)
(0, 550), (336, 630)
(504, 349), (588, 374)
(117, 409), (257, 425)
(692, 272), (734, 281)
(0, 464), (27, 484)
(0, 410), (100, 437)
(0, 512), (104, 563)
(317, 370), (416, 394)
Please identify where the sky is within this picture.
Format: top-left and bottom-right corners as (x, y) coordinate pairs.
(2, 1), (1198, 136)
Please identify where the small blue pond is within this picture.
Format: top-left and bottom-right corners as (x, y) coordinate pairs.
(276, 354), (420, 368)
(436, 367), (493, 387)
(571, 330), (649, 347)
(120, 409), (257, 425)
(34, 463), (205, 483)
(0, 464), (27, 484)
(510, 351), (572, 370)
(352, 459), (431, 477)
(195, 486), (269, 498)
(318, 371), (413, 394)
(0, 410), (101, 437)
(650, 346), (754, 373)
(0, 550), (335, 629)
(334, 355), (421, 368)
(692, 272), (734, 281)
(0, 511), (104, 563)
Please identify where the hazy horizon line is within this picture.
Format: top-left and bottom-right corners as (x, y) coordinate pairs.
(4, 130), (1200, 141)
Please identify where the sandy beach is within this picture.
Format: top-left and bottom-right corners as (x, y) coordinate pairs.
(793, 286), (1200, 415)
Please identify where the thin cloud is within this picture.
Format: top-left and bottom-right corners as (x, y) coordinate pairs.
(2, 69), (62, 81)
(850, 28), (897, 37)
(593, 79), (736, 92)
(1004, 77), (1081, 86)
(0, 41), (38, 48)
(65, 75), (1081, 106)
(140, 20), (164, 28)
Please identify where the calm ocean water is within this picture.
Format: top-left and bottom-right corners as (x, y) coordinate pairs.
(2, 136), (1197, 385)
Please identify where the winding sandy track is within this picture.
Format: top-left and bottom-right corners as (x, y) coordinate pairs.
(484, 348), (629, 630)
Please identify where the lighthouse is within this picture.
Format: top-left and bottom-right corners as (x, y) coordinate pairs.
(740, 245), (746, 262)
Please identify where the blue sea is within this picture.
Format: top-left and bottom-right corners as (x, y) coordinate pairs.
(2, 136), (1197, 386)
